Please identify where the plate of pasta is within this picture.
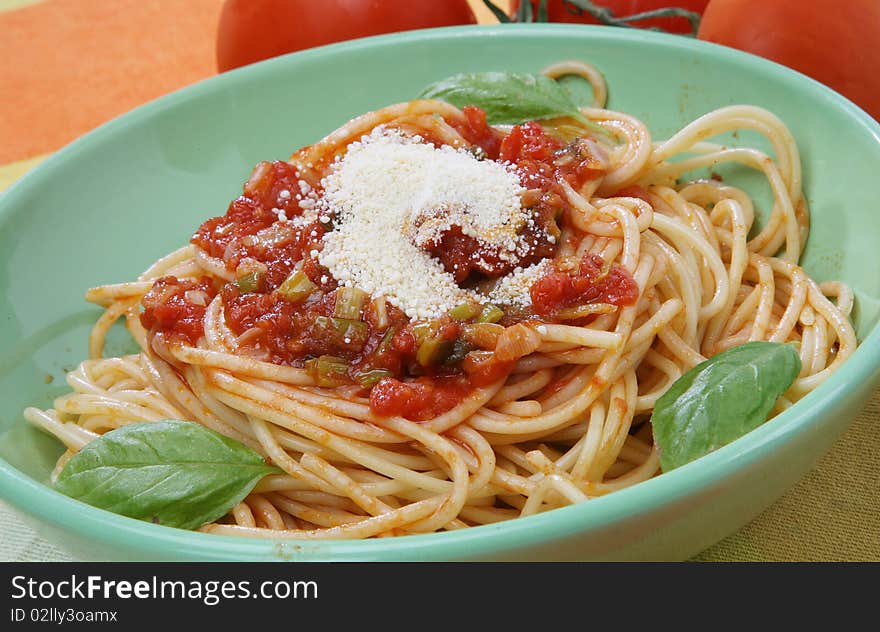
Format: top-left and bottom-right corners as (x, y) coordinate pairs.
(1, 24), (879, 561)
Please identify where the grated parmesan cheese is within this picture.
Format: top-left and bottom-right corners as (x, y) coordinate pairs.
(488, 259), (553, 308)
(317, 128), (535, 319)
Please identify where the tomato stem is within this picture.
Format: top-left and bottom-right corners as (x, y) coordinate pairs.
(483, 0), (514, 23)
(564, 0), (701, 36)
(482, 1), (702, 36)
(536, 0), (549, 21)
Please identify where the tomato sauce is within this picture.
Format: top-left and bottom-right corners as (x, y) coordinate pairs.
(191, 162), (328, 290)
(220, 283), (414, 369)
(369, 375), (472, 421)
(139, 112), (637, 420)
(193, 161), (306, 258)
(455, 105), (503, 159)
(424, 117), (600, 283)
(530, 253), (639, 318)
(461, 351), (514, 387)
(140, 276), (217, 345)
(420, 221), (563, 286)
(499, 121), (607, 192)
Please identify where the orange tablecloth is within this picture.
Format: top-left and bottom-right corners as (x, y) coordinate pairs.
(1, 0), (877, 562)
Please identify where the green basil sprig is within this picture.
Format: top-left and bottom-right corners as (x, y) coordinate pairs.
(418, 71), (601, 131)
(651, 341), (801, 472)
(55, 420), (278, 529)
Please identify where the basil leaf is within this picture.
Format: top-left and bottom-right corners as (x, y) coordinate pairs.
(651, 341), (801, 472)
(418, 71), (591, 126)
(55, 420), (278, 529)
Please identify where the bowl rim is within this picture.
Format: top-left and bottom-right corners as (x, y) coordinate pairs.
(2, 23), (879, 561)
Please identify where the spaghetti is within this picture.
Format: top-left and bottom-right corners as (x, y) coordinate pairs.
(24, 62), (857, 539)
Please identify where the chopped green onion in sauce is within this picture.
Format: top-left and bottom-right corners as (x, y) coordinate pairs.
(477, 303), (504, 324)
(236, 272), (263, 294)
(416, 336), (454, 367)
(333, 287), (368, 320)
(449, 302), (481, 321)
(277, 270), (317, 303)
(306, 355), (350, 387)
(354, 368), (394, 388)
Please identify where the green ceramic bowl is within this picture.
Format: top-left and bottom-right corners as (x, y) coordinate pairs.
(2, 24), (879, 561)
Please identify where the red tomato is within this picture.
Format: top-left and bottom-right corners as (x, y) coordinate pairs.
(513, 1), (709, 35)
(369, 376), (473, 421)
(217, 0), (477, 72)
(698, 0), (880, 120)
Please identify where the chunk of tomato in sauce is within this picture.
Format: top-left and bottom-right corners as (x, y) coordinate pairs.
(243, 160), (310, 218)
(530, 253), (639, 318)
(500, 121), (606, 191)
(369, 375), (472, 421)
(140, 276), (217, 345)
(193, 160), (306, 257)
(500, 121), (563, 162)
(461, 352), (514, 387)
(197, 210), (326, 291)
(419, 120), (580, 283)
(191, 160), (321, 287)
(456, 105), (503, 159)
(192, 196), (272, 262)
(221, 285), (303, 363)
(421, 225), (521, 284)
